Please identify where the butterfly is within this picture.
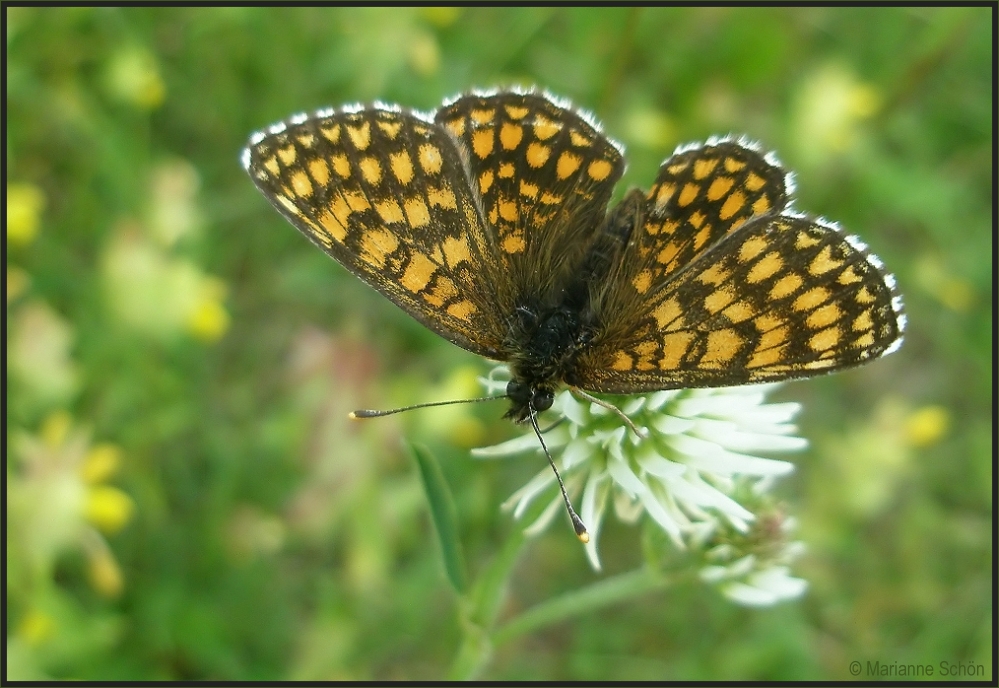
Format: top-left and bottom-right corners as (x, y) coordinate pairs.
(242, 88), (905, 539)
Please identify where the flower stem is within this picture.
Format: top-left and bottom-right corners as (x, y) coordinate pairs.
(492, 567), (673, 647)
(447, 527), (529, 680)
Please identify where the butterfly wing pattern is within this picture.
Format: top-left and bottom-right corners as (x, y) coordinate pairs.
(433, 92), (625, 308)
(243, 89), (905, 421)
(243, 103), (510, 359)
(572, 140), (905, 392)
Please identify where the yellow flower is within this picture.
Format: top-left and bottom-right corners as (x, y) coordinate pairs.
(149, 160), (201, 246)
(905, 405), (950, 448)
(88, 546), (124, 598)
(421, 6), (461, 26)
(105, 46), (165, 110)
(7, 183), (46, 247)
(10, 414), (135, 605)
(17, 610), (56, 646)
(623, 108), (676, 151)
(103, 229), (229, 342)
(407, 31), (440, 77)
(914, 254), (974, 313)
(41, 410), (74, 449)
(187, 277), (230, 342)
(7, 266), (31, 303)
(847, 83), (880, 119)
(85, 485), (135, 533)
(9, 304), (80, 407)
(81, 443), (122, 483)
(792, 63), (882, 163)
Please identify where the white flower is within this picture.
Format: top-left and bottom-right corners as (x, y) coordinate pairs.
(473, 366), (809, 605)
(699, 512), (808, 606)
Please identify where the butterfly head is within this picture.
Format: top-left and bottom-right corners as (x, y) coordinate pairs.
(504, 379), (555, 423)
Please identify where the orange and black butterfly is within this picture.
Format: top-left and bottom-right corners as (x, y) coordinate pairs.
(243, 89), (904, 537)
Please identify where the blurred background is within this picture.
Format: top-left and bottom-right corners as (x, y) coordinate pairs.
(6, 6), (992, 681)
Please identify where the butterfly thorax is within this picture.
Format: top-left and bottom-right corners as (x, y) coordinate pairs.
(502, 196), (641, 423)
(504, 297), (593, 422)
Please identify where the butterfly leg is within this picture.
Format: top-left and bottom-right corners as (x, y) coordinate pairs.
(569, 388), (649, 439)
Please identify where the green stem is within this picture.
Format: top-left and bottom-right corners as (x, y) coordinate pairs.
(447, 600), (492, 682)
(492, 567), (673, 647)
(447, 527), (529, 680)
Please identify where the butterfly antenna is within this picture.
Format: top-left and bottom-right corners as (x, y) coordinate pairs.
(349, 395), (506, 419)
(528, 403), (589, 543)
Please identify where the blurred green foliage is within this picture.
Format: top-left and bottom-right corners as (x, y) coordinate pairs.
(5, 6), (992, 681)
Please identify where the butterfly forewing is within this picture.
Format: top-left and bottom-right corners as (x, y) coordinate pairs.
(435, 93), (624, 303)
(244, 106), (509, 358)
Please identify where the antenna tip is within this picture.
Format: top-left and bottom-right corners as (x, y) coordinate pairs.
(571, 514), (589, 543)
(577, 531), (590, 544)
(350, 409), (386, 419)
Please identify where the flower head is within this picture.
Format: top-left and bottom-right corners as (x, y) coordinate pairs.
(474, 367), (808, 605)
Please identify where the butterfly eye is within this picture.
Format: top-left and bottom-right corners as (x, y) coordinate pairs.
(506, 380), (528, 403)
(533, 389), (554, 412)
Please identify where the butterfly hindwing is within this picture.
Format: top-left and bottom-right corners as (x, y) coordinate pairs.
(572, 213), (904, 392)
(622, 140), (790, 300)
(644, 141), (789, 273)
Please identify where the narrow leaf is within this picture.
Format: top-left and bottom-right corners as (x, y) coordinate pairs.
(409, 442), (470, 593)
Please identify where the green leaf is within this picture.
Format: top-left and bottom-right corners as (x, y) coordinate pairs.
(408, 442), (470, 593)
